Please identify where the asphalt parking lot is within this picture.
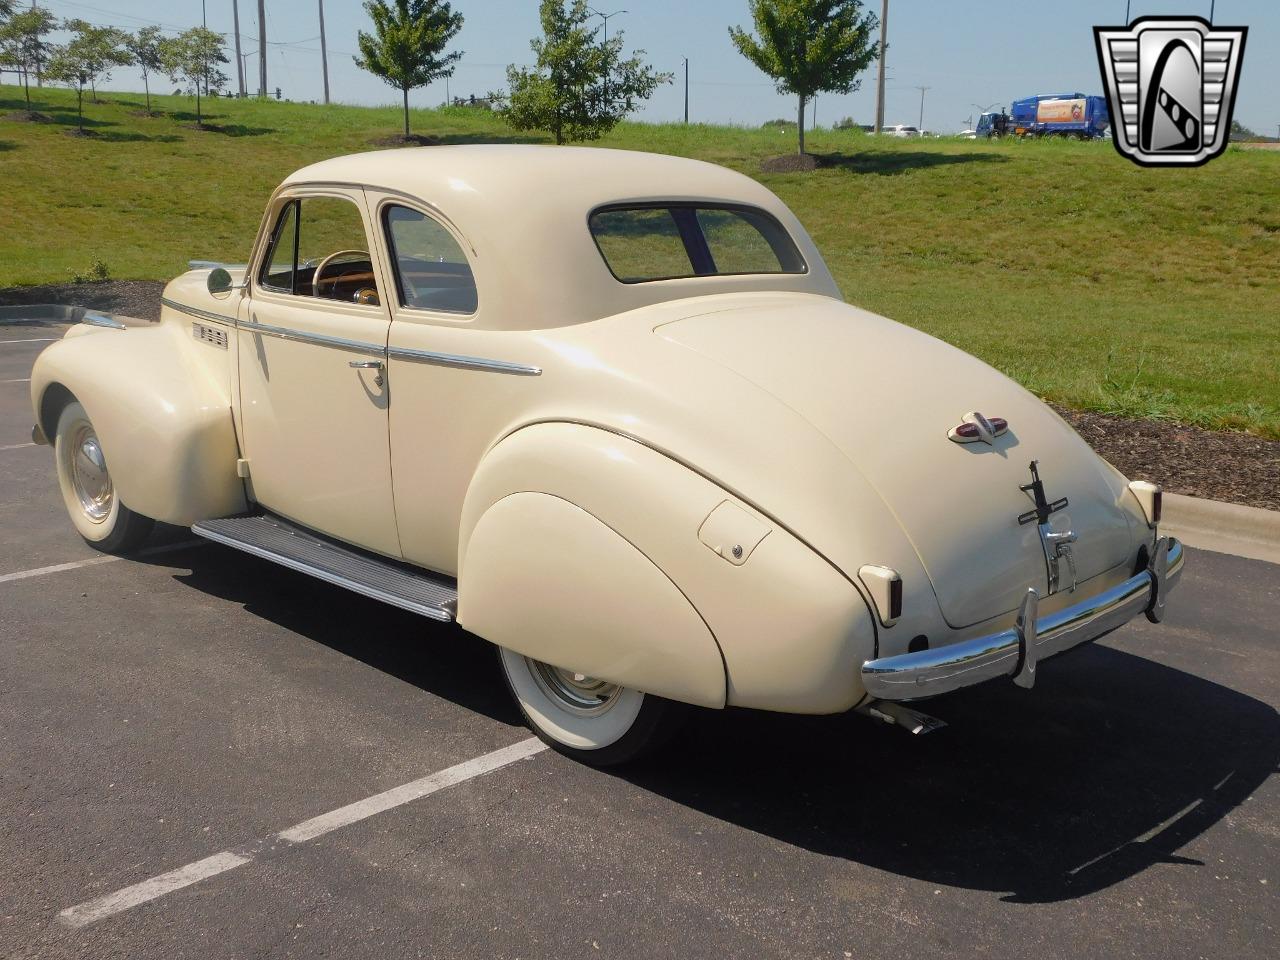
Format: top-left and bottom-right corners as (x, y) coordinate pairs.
(2, 319), (1277, 960)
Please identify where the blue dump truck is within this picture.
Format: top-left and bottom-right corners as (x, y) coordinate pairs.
(977, 93), (1110, 139)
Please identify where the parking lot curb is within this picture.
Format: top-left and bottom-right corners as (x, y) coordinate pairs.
(1161, 492), (1280, 566)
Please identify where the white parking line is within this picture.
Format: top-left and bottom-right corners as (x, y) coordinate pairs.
(57, 737), (547, 928)
(0, 539), (206, 585)
(0, 338), (57, 344)
(0, 442), (35, 451)
(1, 378), (31, 383)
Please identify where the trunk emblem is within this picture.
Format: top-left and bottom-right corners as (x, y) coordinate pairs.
(948, 411), (1008, 445)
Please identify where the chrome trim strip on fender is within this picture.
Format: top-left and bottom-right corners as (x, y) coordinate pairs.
(238, 318), (386, 357)
(160, 297), (237, 327)
(387, 345), (542, 377)
(861, 537), (1185, 701)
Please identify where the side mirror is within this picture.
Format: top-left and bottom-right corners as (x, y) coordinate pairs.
(207, 267), (236, 296)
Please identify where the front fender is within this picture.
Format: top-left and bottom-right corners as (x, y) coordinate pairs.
(31, 322), (246, 525)
(458, 423), (877, 713)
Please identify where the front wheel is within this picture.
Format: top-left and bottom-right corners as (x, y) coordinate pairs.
(497, 646), (687, 766)
(54, 400), (154, 553)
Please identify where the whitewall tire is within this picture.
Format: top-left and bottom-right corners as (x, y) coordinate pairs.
(497, 646), (687, 766)
(54, 401), (154, 554)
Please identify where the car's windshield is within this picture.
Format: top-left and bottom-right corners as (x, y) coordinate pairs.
(588, 204), (806, 284)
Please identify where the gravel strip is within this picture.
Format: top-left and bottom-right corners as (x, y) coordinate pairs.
(3, 281), (1274, 511)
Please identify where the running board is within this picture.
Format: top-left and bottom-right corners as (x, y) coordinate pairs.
(192, 514), (458, 622)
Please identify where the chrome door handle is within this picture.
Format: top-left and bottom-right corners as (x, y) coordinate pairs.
(349, 359), (385, 386)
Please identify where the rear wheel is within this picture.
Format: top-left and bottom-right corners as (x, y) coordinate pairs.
(54, 401), (154, 553)
(497, 646), (687, 766)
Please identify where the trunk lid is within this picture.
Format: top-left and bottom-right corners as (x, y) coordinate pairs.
(657, 297), (1135, 628)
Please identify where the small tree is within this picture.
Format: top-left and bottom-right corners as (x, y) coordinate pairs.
(126, 25), (164, 114)
(0, 5), (57, 113)
(44, 24), (126, 133)
(498, 0), (669, 145)
(355, 0), (464, 139)
(729, 0), (879, 155)
(159, 27), (229, 127)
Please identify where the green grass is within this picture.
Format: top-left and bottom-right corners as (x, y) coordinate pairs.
(2, 85), (1278, 437)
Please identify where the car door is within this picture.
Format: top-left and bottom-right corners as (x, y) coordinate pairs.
(238, 186), (401, 558)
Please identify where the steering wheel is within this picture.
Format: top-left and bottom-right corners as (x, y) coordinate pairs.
(311, 249), (371, 298)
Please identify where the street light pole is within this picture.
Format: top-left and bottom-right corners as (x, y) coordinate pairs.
(588, 8), (626, 105)
(318, 0), (330, 104)
(874, 0), (888, 133)
(682, 56), (688, 124)
(917, 85), (929, 131)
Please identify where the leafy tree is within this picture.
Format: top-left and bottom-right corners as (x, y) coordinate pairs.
(355, 0), (464, 139)
(729, 0), (879, 155)
(126, 25), (164, 114)
(498, 0), (669, 145)
(0, 5), (57, 112)
(45, 21), (132, 132)
(159, 27), (229, 127)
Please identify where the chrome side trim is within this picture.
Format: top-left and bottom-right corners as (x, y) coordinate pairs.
(81, 311), (127, 331)
(238, 318), (385, 357)
(861, 538), (1185, 701)
(160, 297), (237, 327)
(387, 345), (542, 377)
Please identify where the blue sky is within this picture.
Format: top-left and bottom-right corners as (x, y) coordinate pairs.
(27, 1), (1279, 135)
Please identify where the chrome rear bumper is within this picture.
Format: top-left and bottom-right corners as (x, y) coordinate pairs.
(861, 537), (1184, 701)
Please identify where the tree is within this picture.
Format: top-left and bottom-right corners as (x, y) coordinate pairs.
(45, 21), (132, 132)
(0, 5), (57, 113)
(158, 27), (229, 127)
(126, 25), (164, 114)
(355, 0), (464, 139)
(729, 0), (879, 155)
(498, 0), (669, 145)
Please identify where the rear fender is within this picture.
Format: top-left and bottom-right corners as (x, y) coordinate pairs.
(458, 423), (876, 713)
(31, 322), (246, 525)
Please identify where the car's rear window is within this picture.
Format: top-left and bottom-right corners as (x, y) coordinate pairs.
(589, 204), (806, 283)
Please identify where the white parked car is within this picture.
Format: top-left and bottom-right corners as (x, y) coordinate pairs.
(886, 124), (921, 137)
(29, 146), (1182, 763)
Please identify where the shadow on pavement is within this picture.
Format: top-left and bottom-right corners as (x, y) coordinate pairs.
(158, 544), (1276, 904)
(620, 643), (1278, 904)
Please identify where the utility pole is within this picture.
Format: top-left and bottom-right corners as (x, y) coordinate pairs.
(257, 0), (267, 98)
(917, 85), (930, 131)
(31, 1), (43, 87)
(812, 94), (817, 132)
(682, 56), (688, 124)
(318, 0), (330, 104)
(874, 0), (888, 133)
(232, 0), (246, 97)
(202, 1), (209, 97)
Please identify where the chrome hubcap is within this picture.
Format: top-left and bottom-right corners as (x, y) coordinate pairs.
(530, 659), (622, 716)
(67, 425), (113, 522)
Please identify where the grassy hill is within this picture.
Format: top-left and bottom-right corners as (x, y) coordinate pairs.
(2, 85), (1277, 438)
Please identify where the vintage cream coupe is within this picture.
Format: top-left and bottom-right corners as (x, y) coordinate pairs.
(30, 146), (1182, 763)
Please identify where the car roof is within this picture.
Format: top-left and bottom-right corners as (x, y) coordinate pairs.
(277, 145), (838, 330)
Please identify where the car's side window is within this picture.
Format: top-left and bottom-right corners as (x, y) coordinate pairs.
(383, 205), (478, 314)
(257, 195), (380, 305)
(260, 201), (298, 293)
